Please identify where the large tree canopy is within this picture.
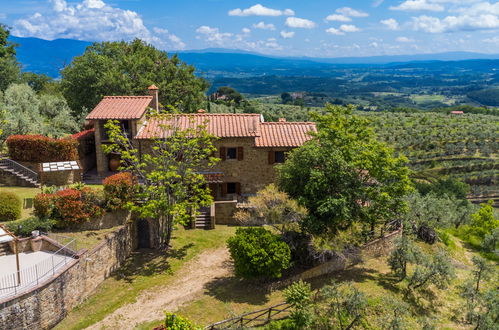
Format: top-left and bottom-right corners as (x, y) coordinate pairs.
(0, 24), (20, 92)
(61, 39), (209, 116)
(277, 104), (413, 237)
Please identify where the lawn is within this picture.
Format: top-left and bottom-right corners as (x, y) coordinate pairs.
(54, 225), (237, 330)
(137, 233), (497, 330)
(0, 185), (41, 219)
(53, 226), (125, 251)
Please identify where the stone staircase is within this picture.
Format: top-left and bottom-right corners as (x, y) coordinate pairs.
(0, 158), (40, 187)
(194, 207), (213, 229)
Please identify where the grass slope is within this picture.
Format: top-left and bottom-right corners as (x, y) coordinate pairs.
(54, 225), (236, 330)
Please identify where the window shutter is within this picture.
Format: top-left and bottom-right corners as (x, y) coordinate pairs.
(220, 147), (226, 161)
(208, 183), (217, 199)
(268, 151), (275, 164)
(221, 183), (227, 197)
(235, 182), (241, 195)
(237, 147), (244, 161)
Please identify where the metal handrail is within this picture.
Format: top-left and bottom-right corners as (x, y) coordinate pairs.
(0, 157), (39, 182)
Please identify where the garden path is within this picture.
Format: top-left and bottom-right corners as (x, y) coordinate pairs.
(85, 247), (232, 330)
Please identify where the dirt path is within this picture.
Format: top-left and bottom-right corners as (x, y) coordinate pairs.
(86, 247), (232, 330)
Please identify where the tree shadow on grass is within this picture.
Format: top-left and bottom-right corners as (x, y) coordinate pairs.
(204, 276), (272, 305)
(113, 243), (194, 283)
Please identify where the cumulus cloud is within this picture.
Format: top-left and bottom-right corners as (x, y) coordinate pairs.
(228, 4), (294, 17)
(253, 21), (276, 30)
(381, 18), (400, 30)
(12, 0), (185, 49)
(196, 25), (233, 44)
(412, 13), (499, 33)
(390, 0), (445, 12)
(325, 27), (345, 35)
(483, 36), (499, 44)
(285, 17), (317, 29)
(396, 36), (415, 42)
(326, 24), (361, 35)
(325, 14), (352, 22)
(340, 24), (361, 32)
(280, 30), (295, 38)
(336, 7), (369, 18)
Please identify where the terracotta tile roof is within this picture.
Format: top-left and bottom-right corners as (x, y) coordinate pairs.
(135, 114), (262, 139)
(86, 96), (153, 120)
(255, 122), (316, 147)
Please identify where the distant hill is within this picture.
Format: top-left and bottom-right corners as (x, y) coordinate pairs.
(10, 36), (91, 77)
(9, 36), (499, 78)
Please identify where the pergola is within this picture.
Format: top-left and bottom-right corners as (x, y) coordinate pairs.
(0, 224), (21, 284)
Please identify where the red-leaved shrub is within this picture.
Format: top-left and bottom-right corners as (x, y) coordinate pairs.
(103, 172), (136, 210)
(6, 135), (78, 162)
(33, 188), (104, 227)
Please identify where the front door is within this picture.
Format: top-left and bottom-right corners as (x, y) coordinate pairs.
(137, 218), (150, 249)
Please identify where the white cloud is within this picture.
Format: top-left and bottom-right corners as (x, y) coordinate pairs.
(483, 36), (499, 44)
(340, 24), (361, 32)
(381, 18), (400, 30)
(285, 17), (317, 29)
(196, 25), (233, 45)
(252, 21), (276, 30)
(12, 0), (185, 50)
(280, 30), (295, 38)
(242, 27), (251, 34)
(396, 36), (415, 42)
(325, 14), (352, 22)
(325, 24), (361, 35)
(336, 7), (369, 18)
(390, 0), (445, 12)
(228, 4), (294, 17)
(412, 13), (499, 33)
(325, 27), (345, 35)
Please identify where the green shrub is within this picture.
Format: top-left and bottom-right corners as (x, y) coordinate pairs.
(0, 192), (22, 221)
(5, 217), (56, 237)
(227, 227), (291, 279)
(159, 312), (200, 330)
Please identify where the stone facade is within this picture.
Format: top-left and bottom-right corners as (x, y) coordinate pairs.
(214, 200), (238, 225)
(0, 221), (137, 330)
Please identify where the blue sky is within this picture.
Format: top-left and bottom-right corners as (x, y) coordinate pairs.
(1, 0), (499, 57)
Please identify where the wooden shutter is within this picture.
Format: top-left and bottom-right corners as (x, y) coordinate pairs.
(268, 151), (275, 164)
(219, 147), (226, 161)
(235, 182), (241, 195)
(221, 183), (228, 197)
(208, 183), (217, 199)
(237, 147), (244, 161)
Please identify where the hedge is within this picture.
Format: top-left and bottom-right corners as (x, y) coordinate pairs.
(0, 192), (22, 222)
(6, 135), (78, 162)
(103, 172), (136, 210)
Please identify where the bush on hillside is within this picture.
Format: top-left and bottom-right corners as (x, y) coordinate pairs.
(227, 227), (291, 279)
(5, 217), (56, 237)
(0, 192), (21, 221)
(33, 188), (104, 228)
(103, 172), (136, 210)
(152, 312), (201, 330)
(6, 134), (78, 162)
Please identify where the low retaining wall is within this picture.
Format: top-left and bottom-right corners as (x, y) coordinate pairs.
(273, 229), (402, 288)
(0, 221), (137, 329)
(214, 201), (238, 225)
(76, 210), (132, 231)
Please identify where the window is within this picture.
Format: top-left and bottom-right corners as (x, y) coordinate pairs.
(274, 151), (286, 163)
(226, 147), (237, 159)
(227, 182), (237, 194)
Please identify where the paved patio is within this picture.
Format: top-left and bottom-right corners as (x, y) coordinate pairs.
(0, 251), (74, 300)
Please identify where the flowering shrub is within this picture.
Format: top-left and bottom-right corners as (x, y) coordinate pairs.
(6, 135), (78, 162)
(33, 187), (104, 227)
(103, 172), (136, 210)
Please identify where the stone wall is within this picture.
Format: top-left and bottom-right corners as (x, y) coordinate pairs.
(272, 228), (402, 289)
(0, 220), (137, 330)
(0, 170), (37, 187)
(214, 200), (238, 225)
(75, 210), (131, 231)
(40, 169), (82, 186)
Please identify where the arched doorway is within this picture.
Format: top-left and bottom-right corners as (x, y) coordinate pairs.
(137, 218), (151, 249)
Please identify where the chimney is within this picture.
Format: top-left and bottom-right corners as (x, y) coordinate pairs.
(148, 85), (159, 113)
(278, 118), (286, 122)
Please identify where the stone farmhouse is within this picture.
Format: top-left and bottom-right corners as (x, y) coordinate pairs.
(86, 86), (316, 226)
